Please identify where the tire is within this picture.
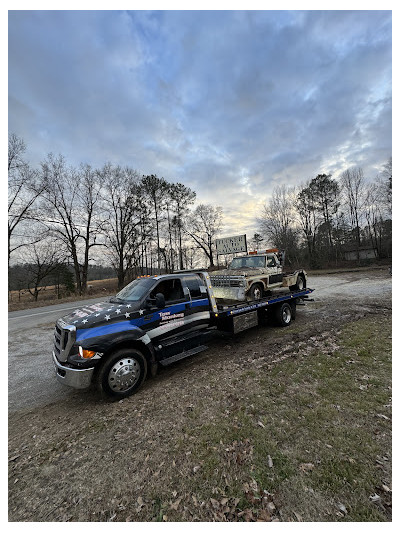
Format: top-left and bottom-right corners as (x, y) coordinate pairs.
(290, 274), (306, 292)
(274, 302), (292, 327)
(290, 300), (297, 321)
(249, 283), (263, 300)
(97, 349), (147, 399)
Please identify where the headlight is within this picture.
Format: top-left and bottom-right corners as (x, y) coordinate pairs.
(78, 346), (97, 359)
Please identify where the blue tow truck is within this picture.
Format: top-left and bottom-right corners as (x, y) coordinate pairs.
(52, 271), (313, 399)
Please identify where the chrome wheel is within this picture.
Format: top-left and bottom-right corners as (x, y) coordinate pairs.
(282, 306), (291, 324)
(108, 357), (140, 392)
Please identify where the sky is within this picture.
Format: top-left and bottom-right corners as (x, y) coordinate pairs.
(8, 8), (392, 238)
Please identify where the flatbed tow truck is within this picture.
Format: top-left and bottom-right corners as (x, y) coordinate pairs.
(52, 271), (314, 399)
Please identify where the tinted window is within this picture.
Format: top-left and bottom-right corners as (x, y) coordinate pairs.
(184, 275), (202, 298)
(150, 278), (186, 303)
(116, 277), (155, 301)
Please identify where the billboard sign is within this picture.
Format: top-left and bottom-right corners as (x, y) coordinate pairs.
(216, 234), (247, 255)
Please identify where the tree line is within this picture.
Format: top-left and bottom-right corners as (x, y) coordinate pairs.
(259, 163), (392, 268)
(8, 134), (223, 298)
(9, 133), (392, 300)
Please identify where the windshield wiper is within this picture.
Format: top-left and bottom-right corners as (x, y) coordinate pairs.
(109, 296), (124, 303)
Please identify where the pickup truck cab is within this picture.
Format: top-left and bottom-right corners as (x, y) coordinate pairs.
(52, 271), (313, 400)
(210, 249), (307, 301)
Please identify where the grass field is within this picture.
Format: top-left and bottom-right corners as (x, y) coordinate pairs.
(147, 316), (392, 522)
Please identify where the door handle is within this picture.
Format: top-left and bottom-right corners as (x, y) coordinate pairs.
(144, 314), (153, 321)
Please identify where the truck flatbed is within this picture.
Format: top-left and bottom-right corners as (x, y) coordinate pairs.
(215, 288), (314, 317)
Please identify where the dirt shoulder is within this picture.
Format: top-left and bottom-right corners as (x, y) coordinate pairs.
(8, 273), (392, 522)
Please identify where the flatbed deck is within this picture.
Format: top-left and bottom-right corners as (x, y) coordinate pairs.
(215, 288), (314, 317)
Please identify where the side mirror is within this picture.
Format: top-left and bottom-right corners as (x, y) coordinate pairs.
(155, 293), (165, 309)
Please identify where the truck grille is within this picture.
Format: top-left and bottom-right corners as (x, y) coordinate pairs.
(210, 275), (245, 288)
(53, 320), (76, 362)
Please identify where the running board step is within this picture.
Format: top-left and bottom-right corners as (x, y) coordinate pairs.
(159, 345), (208, 366)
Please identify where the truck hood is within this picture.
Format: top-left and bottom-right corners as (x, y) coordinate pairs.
(209, 268), (268, 277)
(59, 299), (143, 331)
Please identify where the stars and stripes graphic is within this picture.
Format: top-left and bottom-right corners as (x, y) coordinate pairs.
(70, 302), (145, 326)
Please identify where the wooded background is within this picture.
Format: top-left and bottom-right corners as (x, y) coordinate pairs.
(8, 133), (391, 301)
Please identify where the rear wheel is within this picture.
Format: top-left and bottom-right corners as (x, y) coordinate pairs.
(290, 274), (306, 292)
(274, 302), (292, 327)
(97, 349), (147, 399)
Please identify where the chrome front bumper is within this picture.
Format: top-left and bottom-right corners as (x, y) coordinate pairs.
(52, 351), (94, 389)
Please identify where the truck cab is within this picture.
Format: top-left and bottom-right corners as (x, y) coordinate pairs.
(53, 272), (218, 399)
(229, 251), (283, 285)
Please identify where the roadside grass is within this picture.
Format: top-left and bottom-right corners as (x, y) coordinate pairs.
(8, 277), (118, 312)
(157, 316), (392, 521)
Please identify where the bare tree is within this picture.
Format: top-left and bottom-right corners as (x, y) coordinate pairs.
(169, 183), (196, 270)
(364, 180), (392, 258)
(40, 154), (103, 295)
(340, 167), (366, 258)
(25, 240), (65, 301)
(187, 204), (223, 267)
(101, 164), (143, 289)
(78, 164), (107, 291)
(141, 174), (169, 272)
(8, 133), (26, 172)
(8, 134), (45, 266)
(260, 185), (299, 263)
(379, 157), (392, 216)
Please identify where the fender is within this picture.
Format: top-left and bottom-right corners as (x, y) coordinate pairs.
(293, 269), (307, 281)
(75, 324), (156, 365)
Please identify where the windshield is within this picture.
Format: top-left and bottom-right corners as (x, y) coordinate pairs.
(115, 277), (155, 302)
(229, 256), (266, 269)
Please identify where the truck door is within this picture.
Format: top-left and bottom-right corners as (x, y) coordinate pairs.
(267, 254), (283, 285)
(181, 274), (211, 330)
(141, 277), (194, 342)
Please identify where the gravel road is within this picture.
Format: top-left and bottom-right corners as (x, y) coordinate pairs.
(8, 270), (392, 414)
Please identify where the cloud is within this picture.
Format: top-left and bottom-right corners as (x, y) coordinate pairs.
(8, 10), (392, 236)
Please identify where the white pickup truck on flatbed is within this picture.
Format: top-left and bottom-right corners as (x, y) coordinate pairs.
(209, 249), (307, 301)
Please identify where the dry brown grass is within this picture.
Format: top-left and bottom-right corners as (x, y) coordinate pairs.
(8, 278), (119, 312)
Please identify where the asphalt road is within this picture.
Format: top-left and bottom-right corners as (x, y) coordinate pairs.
(8, 296), (110, 413)
(8, 296), (107, 332)
(8, 271), (392, 414)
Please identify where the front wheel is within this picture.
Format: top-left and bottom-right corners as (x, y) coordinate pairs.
(248, 283), (263, 300)
(97, 349), (147, 399)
